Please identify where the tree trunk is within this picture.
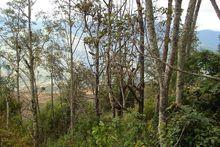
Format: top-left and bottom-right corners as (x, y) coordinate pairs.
(94, 7), (101, 118)
(145, 0), (186, 145)
(15, 14), (21, 117)
(176, 0), (197, 106)
(28, 0), (39, 146)
(95, 42), (100, 118)
(210, 0), (220, 20)
(50, 57), (55, 129)
(6, 95), (9, 129)
(83, 3), (101, 119)
(136, 0), (145, 114)
(68, 0), (75, 130)
(162, 0), (173, 71)
(163, 0), (183, 102)
(186, 0), (202, 56)
(107, 0), (115, 118)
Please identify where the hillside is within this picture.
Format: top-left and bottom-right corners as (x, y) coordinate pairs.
(197, 30), (220, 51)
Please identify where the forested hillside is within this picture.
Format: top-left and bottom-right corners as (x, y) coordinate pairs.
(198, 30), (220, 51)
(0, 0), (220, 147)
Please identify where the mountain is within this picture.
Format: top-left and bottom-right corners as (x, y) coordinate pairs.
(197, 30), (220, 51)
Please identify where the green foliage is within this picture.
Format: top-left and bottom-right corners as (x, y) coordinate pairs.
(165, 51), (220, 146)
(0, 77), (30, 146)
(185, 79), (220, 118)
(92, 112), (158, 146)
(0, 128), (31, 147)
(0, 97), (21, 117)
(99, 85), (111, 112)
(185, 50), (220, 120)
(0, 76), (21, 124)
(44, 111), (158, 147)
(166, 105), (220, 146)
(40, 99), (70, 142)
(43, 100), (97, 147)
(187, 50), (220, 76)
(68, 102), (98, 147)
(185, 50), (220, 87)
(92, 119), (120, 146)
(144, 96), (156, 121)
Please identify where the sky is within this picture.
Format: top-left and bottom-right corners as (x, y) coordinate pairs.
(0, 0), (220, 31)
(157, 0), (220, 31)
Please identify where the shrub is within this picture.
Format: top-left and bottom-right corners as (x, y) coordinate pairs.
(166, 105), (220, 146)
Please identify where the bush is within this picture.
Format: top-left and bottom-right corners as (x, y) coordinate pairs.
(92, 111), (158, 146)
(43, 100), (97, 147)
(40, 99), (70, 142)
(166, 105), (220, 146)
(44, 110), (158, 147)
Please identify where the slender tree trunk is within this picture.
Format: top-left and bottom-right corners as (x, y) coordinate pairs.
(94, 7), (101, 118)
(155, 94), (159, 116)
(107, 0), (115, 118)
(83, 4), (101, 118)
(176, 0), (197, 106)
(163, 0), (183, 97)
(136, 0), (145, 114)
(95, 43), (100, 118)
(50, 55), (55, 128)
(186, 0), (202, 56)
(15, 14), (21, 117)
(16, 41), (21, 116)
(162, 0), (173, 71)
(156, 1), (174, 145)
(28, 0), (39, 146)
(68, 0), (75, 130)
(118, 37), (124, 117)
(6, 95), (9, 129)
(145, 0), (174, 146)
(210, 0), (220, 20)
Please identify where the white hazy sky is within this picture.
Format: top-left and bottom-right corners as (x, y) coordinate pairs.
(0, 0), (220, 31)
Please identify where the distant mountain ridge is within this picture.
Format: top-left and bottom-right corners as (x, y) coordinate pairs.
(197, 30), (220, 51)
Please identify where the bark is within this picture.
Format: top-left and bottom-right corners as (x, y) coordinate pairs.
(107, 0), (115, 118)
(95, 41), (100, 118)
(157, 1), (174, 138)
(50, 54), (55, 129)
(83, 4), (101, 118)
(28, 0), (39, 146)
(16, 49), (21, 108)
(162, 0), (173, 71)
(136, 0), (145, 114)
(118, 28), (124, 117)
(186, 0), (202, 56)
(176, 0), (197, 106)
(164, 0), (183, 91)
(117, 84), (124, 117)
(15, 11), (21, 117)
(94, 6), (101, 118)
(155, 94), (159, 116)
(210, 0), (220, 20)
(145, 0), (165, 145)
(68, 0), (75, 130)
(6, 95), (9, 129)
(145, 0), (161, 66)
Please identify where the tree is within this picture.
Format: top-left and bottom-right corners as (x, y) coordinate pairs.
(52, 0), (84, 129)
(79, 0), (102, 118)
(136, 0), (145, 114)
(145, 0), (203, 145)
(0, 0), (27, 117)
(210, 0), (220, 20)
(27, 0), (39, 146)
(176, 0), (197, 106)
